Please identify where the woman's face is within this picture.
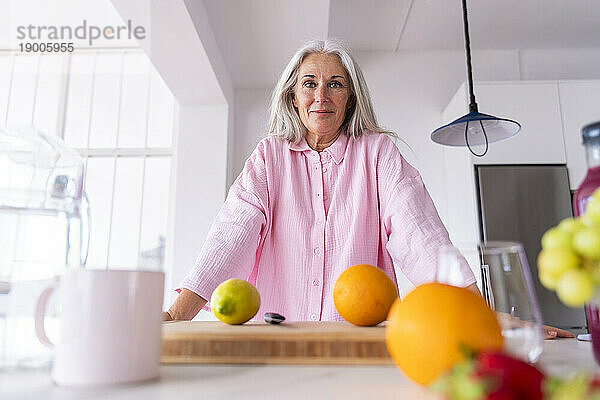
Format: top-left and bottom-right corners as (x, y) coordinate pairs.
(292, 53), (351, 139)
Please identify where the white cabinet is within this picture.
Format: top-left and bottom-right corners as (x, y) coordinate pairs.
(475, 82), (566, 165)
(558, 81), (600, 189)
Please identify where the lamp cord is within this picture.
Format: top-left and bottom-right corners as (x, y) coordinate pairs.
(462, 0), (478, 113)
(463, 0), (487, 157)
(465, 120), (489, 157)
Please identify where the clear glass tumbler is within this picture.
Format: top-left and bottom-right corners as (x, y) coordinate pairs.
(437, 241), (544, 363)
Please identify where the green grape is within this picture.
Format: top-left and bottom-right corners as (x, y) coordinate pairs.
(591, 268), (600, 286)
(557, 217), (584, 235)
(556, 269), (595, 307)
(539, 269), (559, 290)
(547, 372), (599, 400)
(586, 199), (600, 226)
(583, 259), (600, 285)
(541, 227), (573, 251)
(537, 248), (580, 278)
(592, 187), (600, 202)
(580, 213), (599, 228)
(573, 228), (600, 260)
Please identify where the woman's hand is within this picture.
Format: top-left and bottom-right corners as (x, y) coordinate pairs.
(161, 289), (208, 321)
(542, 324), (575, 339)
(496, 311), (575, 340)
(468, 285), (574, 340)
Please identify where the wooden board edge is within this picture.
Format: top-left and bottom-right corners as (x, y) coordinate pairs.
(161, 356), (395, 366)
(162, 334), (386, 342)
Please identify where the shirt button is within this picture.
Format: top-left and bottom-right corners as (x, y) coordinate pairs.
(313, 248), (321, 255)
(312, 279), (320, 286)
(310, 314), (317, 321)
(322, 168), (328, 172)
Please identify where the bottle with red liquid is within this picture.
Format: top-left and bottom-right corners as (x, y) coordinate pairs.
(574, 121), (600, 365)
(574, 121), (600, 216)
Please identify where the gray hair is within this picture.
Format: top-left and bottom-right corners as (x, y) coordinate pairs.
(268, 39), (396, 144)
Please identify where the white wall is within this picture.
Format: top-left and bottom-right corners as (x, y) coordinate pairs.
(168, 103), (230, 306)
(230, 88), (271, 186)
(519, 48), (600, 81)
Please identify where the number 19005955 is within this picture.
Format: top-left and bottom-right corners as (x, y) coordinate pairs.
(19, 42), (74, 53)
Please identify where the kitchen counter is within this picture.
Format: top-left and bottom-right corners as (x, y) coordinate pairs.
(1, 339), (597, 400)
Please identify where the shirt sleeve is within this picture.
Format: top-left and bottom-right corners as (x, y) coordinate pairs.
(378, 137), (476, 288)
(178, 141), (269, 304)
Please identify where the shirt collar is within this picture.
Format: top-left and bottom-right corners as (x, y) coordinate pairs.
(288, 133), (348, 165)
(324, 133), (348, 164)
(288, 138), (312, 152)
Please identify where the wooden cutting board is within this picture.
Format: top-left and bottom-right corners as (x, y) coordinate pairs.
(161, 321), (393, 365)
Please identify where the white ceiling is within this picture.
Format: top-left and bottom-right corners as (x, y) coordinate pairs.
(201, 0), (330, 90)
(2, 0), (598, 89)
(201, 0), (600, 88)
(398, 0), (600, 50)
(327, 0), (411, 51)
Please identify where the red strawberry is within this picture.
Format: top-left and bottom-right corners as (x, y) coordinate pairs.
(433, 351), (547, 400)
(469, 371), (520, 400)
(475, 352), (545, 400)
(485, 384), (517, 400)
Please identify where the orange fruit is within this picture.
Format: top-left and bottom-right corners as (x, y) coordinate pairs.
(333, 264), (398, 326)
(385, 282), (503, 385)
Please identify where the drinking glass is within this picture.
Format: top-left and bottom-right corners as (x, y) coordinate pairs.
(437, 241), (543, 363)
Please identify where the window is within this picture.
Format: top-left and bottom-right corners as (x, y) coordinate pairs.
(0, 49), (175, 272)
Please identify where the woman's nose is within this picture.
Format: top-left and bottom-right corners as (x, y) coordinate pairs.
(315, 84), (329, 103)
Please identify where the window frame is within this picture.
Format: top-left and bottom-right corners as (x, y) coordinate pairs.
(0, 48), (175, 270)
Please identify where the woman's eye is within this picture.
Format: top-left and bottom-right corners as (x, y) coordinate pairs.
(329, 81), (343, 88)
(303, 81), (316, 88)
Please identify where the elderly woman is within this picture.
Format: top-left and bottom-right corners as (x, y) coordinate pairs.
(162, 40), (572, 338)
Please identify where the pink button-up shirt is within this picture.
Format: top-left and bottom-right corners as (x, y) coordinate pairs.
(179, 131), (475, 321)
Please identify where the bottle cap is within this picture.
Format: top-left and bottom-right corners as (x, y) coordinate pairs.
(582, 121), (600, 144)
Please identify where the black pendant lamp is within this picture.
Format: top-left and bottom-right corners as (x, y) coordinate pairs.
(431, 0), (521, 157)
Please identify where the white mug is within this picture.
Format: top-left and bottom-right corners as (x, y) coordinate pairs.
(35, 268), (165, 386)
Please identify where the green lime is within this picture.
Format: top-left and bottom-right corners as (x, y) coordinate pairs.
(210, 279), (261, 325)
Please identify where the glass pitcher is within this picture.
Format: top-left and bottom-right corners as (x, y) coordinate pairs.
(0, 126), (90, 369)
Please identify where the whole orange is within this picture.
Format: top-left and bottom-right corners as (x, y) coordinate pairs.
(385, 283), (503, 385)
(333, 264), (398, 326)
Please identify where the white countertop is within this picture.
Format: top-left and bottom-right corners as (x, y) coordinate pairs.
(1, 339), (597, 400)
